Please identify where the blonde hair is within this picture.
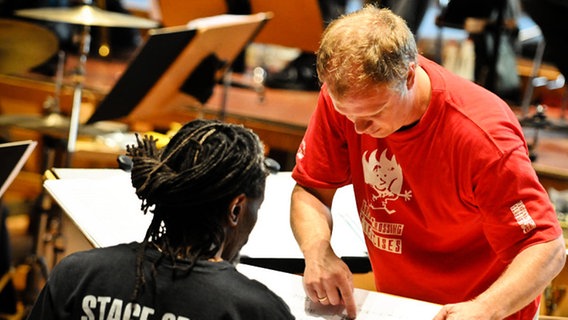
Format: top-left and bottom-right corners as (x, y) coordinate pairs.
(316, 5), (418, 98)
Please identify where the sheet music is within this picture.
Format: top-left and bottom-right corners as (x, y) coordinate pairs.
(44, 171), (151, 248)
(330, 182), (367, 253)
(240, 172), (367, 259)
(51, 168), (127, 180)
(237, 264), (442, 319)
(44, 169), (367, 259)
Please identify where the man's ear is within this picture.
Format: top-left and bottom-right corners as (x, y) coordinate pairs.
(228, 194), (247, 227)
(406, 61), (417, 89)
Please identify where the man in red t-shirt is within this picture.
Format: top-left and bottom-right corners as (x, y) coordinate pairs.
(290, 5), (566, 320)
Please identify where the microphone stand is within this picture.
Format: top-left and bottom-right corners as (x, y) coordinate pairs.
(527, 104), (548, 162)
(66, 24), (91, 167)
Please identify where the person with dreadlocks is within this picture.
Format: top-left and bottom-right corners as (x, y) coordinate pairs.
(27, 119), (295, 320)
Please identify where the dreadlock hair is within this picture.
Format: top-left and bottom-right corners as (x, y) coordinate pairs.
(126, 119), (268, 301)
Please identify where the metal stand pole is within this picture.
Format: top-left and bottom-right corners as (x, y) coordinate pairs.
(521, 38), (546, 119)
(66, 25), (91, 167)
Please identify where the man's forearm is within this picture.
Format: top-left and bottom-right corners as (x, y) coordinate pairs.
(474, 236), (566, 318)
(290, 184), (336, 257)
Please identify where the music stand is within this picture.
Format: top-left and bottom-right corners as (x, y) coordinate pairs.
(87, 12), (272, 124)
(0, 141), (37, 199)
(15, 3), (159, 167)
(0, 140), (37, 313)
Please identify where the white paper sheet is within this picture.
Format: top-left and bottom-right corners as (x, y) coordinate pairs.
(238, 264), (442, 319)
(44, 170), (367, 259)
(44, 170), (151, 248)
(241, 172), (367, 259)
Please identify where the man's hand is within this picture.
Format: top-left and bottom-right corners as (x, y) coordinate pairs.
(433, 300), (498, 320)
(291, 184), (357, 318)
(303, 248), (357, 319)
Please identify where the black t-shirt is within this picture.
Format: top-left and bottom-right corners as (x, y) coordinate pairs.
(28, 242), (295, 320)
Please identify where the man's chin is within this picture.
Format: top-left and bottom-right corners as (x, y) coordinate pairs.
(368, 131), (389, 138)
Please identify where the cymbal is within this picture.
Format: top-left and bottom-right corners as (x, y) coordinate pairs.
(0, 19), (59, 74)
(15, 5), (159, 28)
(0, 113), (114, 137)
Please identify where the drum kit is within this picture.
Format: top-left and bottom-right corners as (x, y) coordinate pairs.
(0, 0), (158, 165)
(0, 18), (59, 75)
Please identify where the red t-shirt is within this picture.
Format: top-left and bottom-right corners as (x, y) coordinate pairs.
(292, 56), (561, 319)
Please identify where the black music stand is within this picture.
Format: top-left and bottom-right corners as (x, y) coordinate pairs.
(0, 140), (37, 314)
(87, 12), (272, 124)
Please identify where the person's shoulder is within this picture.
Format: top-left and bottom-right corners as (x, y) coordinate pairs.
(234, 277), (295, 319)
(187, 262), (294, 318)
(205, 263), (294, 317)
(55, 242), (139, 271)
(233, 268), (293, 307)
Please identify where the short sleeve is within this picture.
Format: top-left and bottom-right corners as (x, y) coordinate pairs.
(292, 85), (352, 188)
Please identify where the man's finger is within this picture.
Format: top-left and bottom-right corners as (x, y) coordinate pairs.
(339, 285), (357, 319)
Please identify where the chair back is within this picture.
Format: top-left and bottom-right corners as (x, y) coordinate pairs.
(250, 0), (323, 52)
(158, 0), (228, 27)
